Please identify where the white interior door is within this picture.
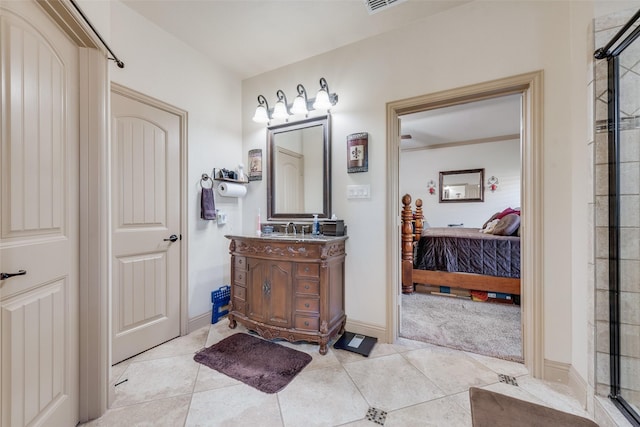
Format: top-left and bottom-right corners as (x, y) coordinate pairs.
(111, 88), (182, 364)
(275, 147), (304, 212)
(0, 1), (80, 425)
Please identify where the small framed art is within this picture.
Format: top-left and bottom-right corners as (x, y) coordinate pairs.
(248, 149), (262, 181)
(347, 132), (368, 173)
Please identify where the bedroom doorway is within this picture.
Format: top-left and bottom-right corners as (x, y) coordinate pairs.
(398, 94), (523, 362)
(386, 71), (545, 378)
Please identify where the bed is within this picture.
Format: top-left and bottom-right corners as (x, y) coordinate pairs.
(401, 194), (521, 298)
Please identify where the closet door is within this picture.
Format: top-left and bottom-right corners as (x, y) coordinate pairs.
(0, 1), (80, 425)
(111, 88), (183, 364)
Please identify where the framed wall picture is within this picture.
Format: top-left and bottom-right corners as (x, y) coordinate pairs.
(248, 149), (262, 181)
(347, 132), (368, 173)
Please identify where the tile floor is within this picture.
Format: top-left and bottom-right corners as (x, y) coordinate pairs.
(81, 321), (595, 427)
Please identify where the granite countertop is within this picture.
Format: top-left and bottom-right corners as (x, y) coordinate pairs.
(225, 233), (348, 243)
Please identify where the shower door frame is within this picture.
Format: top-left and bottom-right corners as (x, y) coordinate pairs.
(596, 9), (640, 426)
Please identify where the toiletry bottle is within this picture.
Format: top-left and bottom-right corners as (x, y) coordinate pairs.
(256, 208), (262, 236)
(313, 214), (319, 235)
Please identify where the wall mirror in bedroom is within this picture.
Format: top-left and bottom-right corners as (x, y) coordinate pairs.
(266, 114), (331, 219)
(439, 168), (484, 202)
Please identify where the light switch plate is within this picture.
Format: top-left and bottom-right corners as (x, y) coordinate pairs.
(217, 211), (227, 224)
(347, 184), (370, 199)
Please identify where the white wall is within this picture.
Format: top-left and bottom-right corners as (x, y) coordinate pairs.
(400, 139), (521, 228)
(83, 1), (244, 320)
(242, 0), (592, 366)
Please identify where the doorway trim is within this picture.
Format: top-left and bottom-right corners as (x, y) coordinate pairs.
(386, 71), (544, 378)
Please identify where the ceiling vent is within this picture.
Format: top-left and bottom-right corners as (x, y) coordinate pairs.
(364, 0), (407, 15)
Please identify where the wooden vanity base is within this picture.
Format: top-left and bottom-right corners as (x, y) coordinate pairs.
(226, 234), (348, 355)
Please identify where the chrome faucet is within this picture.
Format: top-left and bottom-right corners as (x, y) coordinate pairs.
(286, 222), (296, 236)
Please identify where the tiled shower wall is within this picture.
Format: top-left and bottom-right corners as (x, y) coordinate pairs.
(593, 8), (640, 410)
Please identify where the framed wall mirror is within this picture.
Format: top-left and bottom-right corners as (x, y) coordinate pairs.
(267, 115), (331, 219)
(439, 168), (484, 203)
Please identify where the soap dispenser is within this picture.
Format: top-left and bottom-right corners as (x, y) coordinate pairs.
(312, 214), (320, 235)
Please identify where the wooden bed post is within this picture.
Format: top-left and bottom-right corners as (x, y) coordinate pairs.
(414, 198), (423, 239)
(401, 194), (417, 294)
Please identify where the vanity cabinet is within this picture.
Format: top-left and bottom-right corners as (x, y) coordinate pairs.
(226, 234), (347, 355)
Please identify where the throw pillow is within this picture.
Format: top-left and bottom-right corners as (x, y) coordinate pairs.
(492, 213), (520, 235)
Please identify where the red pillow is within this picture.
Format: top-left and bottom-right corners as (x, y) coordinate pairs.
(495, 207), (520, 219)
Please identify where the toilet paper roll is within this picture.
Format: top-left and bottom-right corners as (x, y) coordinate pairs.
(217, 182), (247, 198)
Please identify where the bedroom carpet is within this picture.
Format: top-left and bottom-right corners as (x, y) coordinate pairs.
(193, 332), (312, 393)
(401, 293), (523, 363)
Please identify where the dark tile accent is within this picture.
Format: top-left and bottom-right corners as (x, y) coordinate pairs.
(366, 407), (387, 425)
(498, 373), (519, 386)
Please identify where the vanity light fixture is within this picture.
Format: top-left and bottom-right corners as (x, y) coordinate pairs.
(252, 77), (339, 124)
(291, 84), (309, 116)
(252, 95), (271, 124)
(272, 89), (291, 120)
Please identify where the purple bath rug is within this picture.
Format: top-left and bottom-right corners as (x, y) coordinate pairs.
(194, 333), (312, 393)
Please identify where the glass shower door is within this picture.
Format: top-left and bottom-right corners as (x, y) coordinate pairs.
(615, 37), (640, 420)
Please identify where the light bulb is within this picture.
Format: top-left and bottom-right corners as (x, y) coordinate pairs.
(273, 101), (290, 119)
(252, 105), (269, 123)
(313, 90), (332, 110)
(291, 95), (308, 115)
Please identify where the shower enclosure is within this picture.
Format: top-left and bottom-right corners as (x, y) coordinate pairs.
(595, 9), (640, 426)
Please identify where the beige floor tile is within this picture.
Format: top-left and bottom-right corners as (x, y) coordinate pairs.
(333, 342), (399, 364)
(393, 337), (431, 352)
(516, 376), (593, 418)
(342, 353), (445, 411)
(450, 390), (473, 413)
(339, 419), (376, 427)
(278, 365), (370, 427)
(278, 340), (343, 371)
(186, 383), (283, 427)
(384, 395), (472, 427)
(193, 364), (242, 393)
(110, 361), (130, 384)
(85, 325), (598, 427)
(403, 346), (499, 395)
(112, 354), (199, 407)
(464, 351), (528, 378)
(205, 320), (248, 347)
(79, 395), (191, 427)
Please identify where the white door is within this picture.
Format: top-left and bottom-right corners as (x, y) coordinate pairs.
(275, 147), (304, 212)
(0, 1), (80, 426)
(111, 88), (182, 364)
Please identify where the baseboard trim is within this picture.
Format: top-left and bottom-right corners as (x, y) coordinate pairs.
(568, 365), (588, 408)
(544, 359), (570, 384)
(344, 319), (387, 342)
(544, 359), (588, 408)
(188, 311), (212, 334)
